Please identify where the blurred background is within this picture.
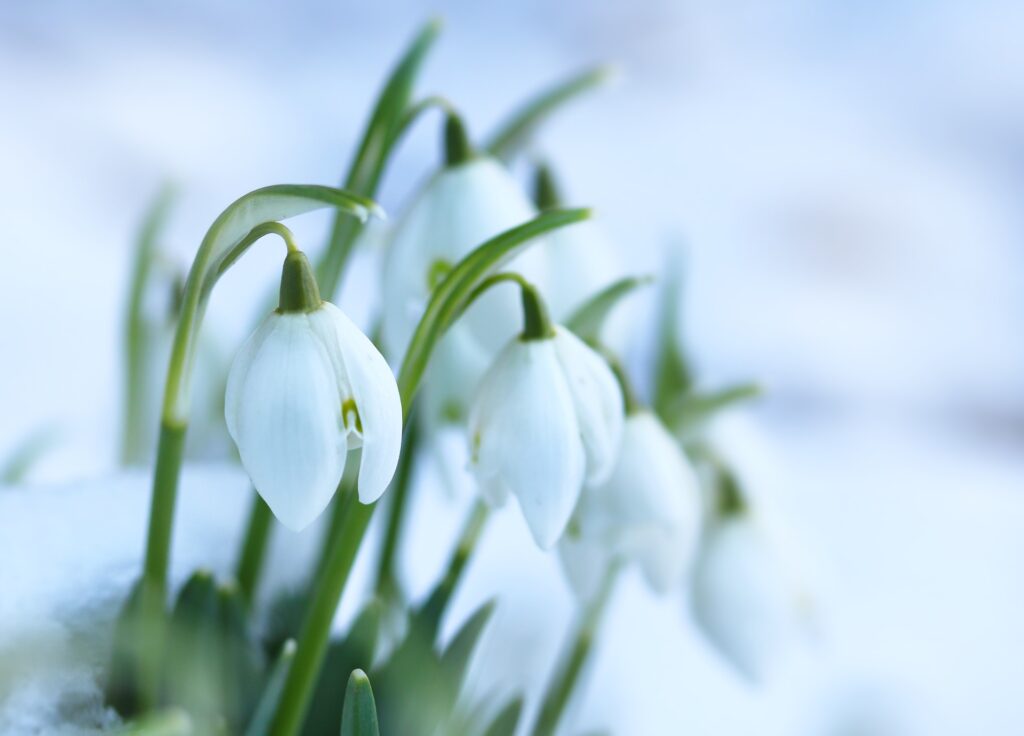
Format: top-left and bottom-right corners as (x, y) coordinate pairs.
(1, 1), (1023, 734)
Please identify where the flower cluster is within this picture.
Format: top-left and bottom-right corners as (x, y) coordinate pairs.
(111, 22), (814, 736)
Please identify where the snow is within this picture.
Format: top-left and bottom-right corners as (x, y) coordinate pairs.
(2, 1), (1024, 734)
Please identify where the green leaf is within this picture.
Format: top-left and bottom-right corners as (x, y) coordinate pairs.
(485, 66), (615, 162)
(439, 600), (496, 695)
(302, 601), (383, 736)
(105, 580), (146, 718)
(118, 708), (193, 736)
(317, 19), (442, 295)
(246, 640), (297, 736)
(665, 382), (762, 436)
(0, 424), (58, 485)
(121, 183), (176, 465)
(481, 698), (523, 736)
(397, 208), (591, 415)
(565, 275), (653, 345)
(340, 669), (380, 736)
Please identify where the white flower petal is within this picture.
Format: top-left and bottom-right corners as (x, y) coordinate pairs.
(558, 530), (612, 602)
(691, 515), (795, 682)
(469, 339), (585, 548)
(225, 313), (345, 531)
(315, 302), (403, 504)
(552, 327), (624, 484)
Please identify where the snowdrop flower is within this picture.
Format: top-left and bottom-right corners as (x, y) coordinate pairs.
(559, 410), (702, 600)
(690, 476), (812, 682)
(225, 248), (402, 531)
(382, 113), (546, 424)
(468, 281), (623, 548)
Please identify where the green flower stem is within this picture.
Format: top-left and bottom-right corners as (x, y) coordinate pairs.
(137, 186), (377, 706)
(533, 565), (620, 736)
(373, 420), (420, 595)
(270, 209), (591, 736)
(236, 497), (273, 605)
(269, 498), (375, 736)
(121, 184), (176, 466)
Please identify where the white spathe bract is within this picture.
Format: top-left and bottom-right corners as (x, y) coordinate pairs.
(382, 157), (546, 423)
(225, 301), (402, 531)
(559, 411), (702, 600)
(690, 512), (809, 682)
(468, 327), (623, 549)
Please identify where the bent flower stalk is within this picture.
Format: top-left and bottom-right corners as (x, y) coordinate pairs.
(225, 248), (402, 531)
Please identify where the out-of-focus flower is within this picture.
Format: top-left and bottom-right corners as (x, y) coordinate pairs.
(690, 496), (812, 682)
(469, 326), (623, 549)
(381, 115), (545, 425)
(225, 250), (402, 531)
(559, 410), (702, 600)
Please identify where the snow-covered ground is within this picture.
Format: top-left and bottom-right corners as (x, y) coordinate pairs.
(2, 1), (1023, 734)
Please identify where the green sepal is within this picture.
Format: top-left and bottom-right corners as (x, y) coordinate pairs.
(278, 249), (323, 313)
(444, 112), (476, 167)
(566, 275), (653, 345)
(340, 669), (381, 736)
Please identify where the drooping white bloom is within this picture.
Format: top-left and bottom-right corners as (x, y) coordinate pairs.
(382, 157), (546, 423)
(559, 411), (702, 600)
(468, 326), (623, 549)
(690, 511), (811, 682)
(225, 299), (402, 531)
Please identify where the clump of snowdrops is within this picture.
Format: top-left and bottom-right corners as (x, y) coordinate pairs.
(107, 19), (810, 736)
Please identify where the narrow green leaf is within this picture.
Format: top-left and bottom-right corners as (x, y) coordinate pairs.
(481, 698), (523, 736)
(0, 425), (58, 485)
(440, 600), (496, 690)
(340, 669), (380, 736)
(485, 66), (615, 162)
(302, 600), (384, 736)
(245, 640), (297, 736)
(565, 275), (653, 345)
(666, 382), (762, 435)
(317, 19), (442, 295)
(105, 580), (146, 718)
(397, 208), (591, 415)
(122, 183), (176, 465)
(119, 708), (193, 736)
